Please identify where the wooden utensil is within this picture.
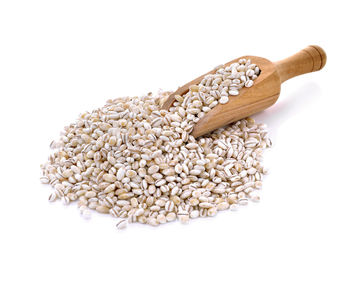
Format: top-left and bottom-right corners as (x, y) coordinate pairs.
(161, 45), (326, 138)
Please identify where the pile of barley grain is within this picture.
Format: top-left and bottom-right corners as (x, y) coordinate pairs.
(40, 58), (270, 229)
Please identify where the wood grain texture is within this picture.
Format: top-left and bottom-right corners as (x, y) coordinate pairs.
(274, 45), (327, 83)
(162, 46), (326, 138)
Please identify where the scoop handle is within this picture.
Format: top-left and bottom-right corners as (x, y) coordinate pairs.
(274, 45), (327, 83)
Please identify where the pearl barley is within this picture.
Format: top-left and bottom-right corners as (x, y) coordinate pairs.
(41, 58), (268, 228)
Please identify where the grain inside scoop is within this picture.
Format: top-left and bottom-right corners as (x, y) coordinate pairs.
(162, 45), (326, 138)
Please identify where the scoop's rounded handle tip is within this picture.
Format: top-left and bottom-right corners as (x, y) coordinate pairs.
(308, 45), (327, 71)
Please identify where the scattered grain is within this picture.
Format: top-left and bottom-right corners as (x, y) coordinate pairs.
(41, 58), (268, 228)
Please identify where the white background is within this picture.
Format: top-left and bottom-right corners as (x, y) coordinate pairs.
(0, 1), (349, 280)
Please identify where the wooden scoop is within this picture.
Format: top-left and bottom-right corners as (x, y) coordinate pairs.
(162, 45), (326, 138)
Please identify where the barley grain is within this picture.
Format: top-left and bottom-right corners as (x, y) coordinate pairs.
(41, 58), (268, 228)
(116, 219), (128, 230)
